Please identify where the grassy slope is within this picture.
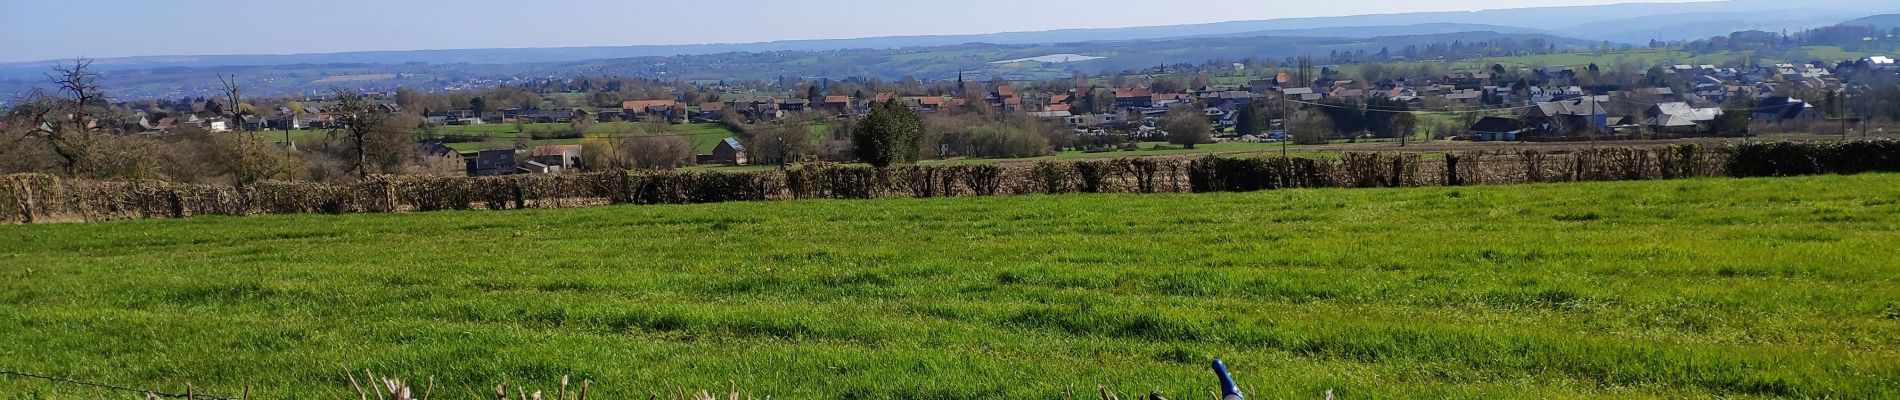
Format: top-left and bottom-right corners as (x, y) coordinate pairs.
(2, 175), (1899, 398)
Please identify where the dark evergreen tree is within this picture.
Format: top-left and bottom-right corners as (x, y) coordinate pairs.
(851, 100), (924, 167)
(1235, 102), (1267, 135)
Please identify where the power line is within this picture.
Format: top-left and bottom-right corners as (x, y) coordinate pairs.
(0, 368), (237, 399)
(1607, 97), (1762, 112)
(423, 122), (832, 141)
(1283, 98), (1546, 114)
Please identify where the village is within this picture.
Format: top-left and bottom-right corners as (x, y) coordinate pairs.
(11, 1), (1900, 398)
(72, 52), (1895, 178)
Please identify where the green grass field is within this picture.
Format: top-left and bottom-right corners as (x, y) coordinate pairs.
(3, 174), (1898, 398)
(688, 142), (1296, 172)
(953, 142), (1293, 164)
(264, 123), (741, 154)
(431, 122), (740, 153)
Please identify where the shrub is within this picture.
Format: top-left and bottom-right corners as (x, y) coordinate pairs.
(786, 163), (877, 199)
(1073, 160), (1112, 193)
(956, 165), (1004, 196)
(1028, 162), (1074, 194)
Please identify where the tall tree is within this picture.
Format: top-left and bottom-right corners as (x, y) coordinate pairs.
(43, 58), (104, 175)
(329, 89), (394, 178)
(1316, 99), (1365, 138)
(1363, 97), (1411, 138)
(1290, 110), (1334, 145)
(851, 100), (923, 167)
(1189, 74), (1214, 90)
(1234, 102), (1266, 135)
(746, 118), (817, 167)
(1162, 106), (1212, 149)
(1711, 105), (1752, 137)
(217, 74), (250, 137)
(1392, 113), (1419, 146)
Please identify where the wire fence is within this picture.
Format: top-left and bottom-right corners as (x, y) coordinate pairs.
(0, 368), (238, 399)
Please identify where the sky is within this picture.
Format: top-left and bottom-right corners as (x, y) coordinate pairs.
(0, 0), (1703, 63)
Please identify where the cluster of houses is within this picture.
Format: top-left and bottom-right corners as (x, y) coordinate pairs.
(397, 54), (1894, 149)
(1461, 59), (1883, 141)
(424, 100), (684, 126)
(77, 55), (1895, 178)
(124, 103), (395, 136)
(666, 56), (1884, 143)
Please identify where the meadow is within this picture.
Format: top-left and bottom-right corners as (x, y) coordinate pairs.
(257, 122), (743, 154)
(2, 174), (1898, 399)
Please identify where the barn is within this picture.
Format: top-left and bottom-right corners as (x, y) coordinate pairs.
(702, 137), (748, 166)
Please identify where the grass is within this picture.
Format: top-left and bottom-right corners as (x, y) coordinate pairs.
(3, 174), (1899, 399)
(689, 142), (1297, 171)
(430, 122), (740, 153)
(242, 122), (741, 153)
(936, 142), (1294, 165)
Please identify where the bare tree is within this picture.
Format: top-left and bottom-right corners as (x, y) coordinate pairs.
(744, 118), (816, 167)
(41, 58), (104, 174)
(217, 73), (255, 139)
(328, 89), (393, 178)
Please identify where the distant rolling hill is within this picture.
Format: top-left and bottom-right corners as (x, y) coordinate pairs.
(0, 23), (1554, 77)
(1177, 23), (1559, 40)
(0, 30), (1597, 100)
(554, 31), (1601, 83)
(1840, 14), (1900, 30)
(8, 0), (1900, 75)
(1567, 9), (1890, 44)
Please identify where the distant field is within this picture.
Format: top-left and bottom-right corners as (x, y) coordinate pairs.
(687, 141), (1295, 171)
(261, 122), (740, 153)
(2, 174), (1897, 398)
(1326, 45), (1895, 77)
(312, 74), (399, 83)
(425, 122), (738, 153)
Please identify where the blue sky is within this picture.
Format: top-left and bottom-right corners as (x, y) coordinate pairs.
(0, 0), (1697, 62)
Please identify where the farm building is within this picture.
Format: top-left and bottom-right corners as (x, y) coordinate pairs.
(698, 137), (748, 166)
(1467, 117), (1528, 141)
(530, 145), (584, 171)
(1525, 98), (1610, 136)
(1643, 113), (1700, 137)
(1753, 96), (1822, 123)
(465, 149), (519, 176)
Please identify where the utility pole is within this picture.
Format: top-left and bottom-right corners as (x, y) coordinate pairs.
(1589, 94), (1598, 148)
(1840, 88), (1849, 139)
(1280, 90), (1289, 158)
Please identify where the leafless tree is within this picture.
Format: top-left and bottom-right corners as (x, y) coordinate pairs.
(217, 73), (254, 139)
(40, 58), (104, 174)
(328, 89), (393, 178)
(745, 118), (816, 167)
(618, 134), (695, 170)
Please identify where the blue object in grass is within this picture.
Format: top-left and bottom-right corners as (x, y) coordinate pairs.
(1212, 358), (1243, 400)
